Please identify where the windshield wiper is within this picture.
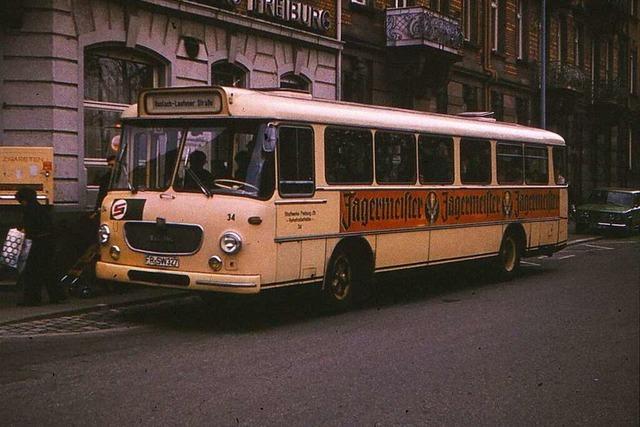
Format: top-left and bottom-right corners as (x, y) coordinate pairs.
(185, 168), (212, 197)
(120, 162), (136, 193)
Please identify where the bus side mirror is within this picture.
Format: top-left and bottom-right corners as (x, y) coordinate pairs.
(263, 124), (277, 153)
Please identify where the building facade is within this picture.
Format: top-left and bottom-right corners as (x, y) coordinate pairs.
(0, 0), (341, 212)
(341, 0), (640, 203)
(0, 0), (639, 215)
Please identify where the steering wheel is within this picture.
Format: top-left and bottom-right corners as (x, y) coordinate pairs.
(214, 179), (259, 192)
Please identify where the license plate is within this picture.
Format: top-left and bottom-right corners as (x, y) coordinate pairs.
(145, 255), (179, 268)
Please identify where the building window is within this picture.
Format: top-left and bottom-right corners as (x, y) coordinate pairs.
(591, 39), (597, 86)
(631, 49), (638, 95)
(83, 47), (163, 186)
(463, 84), (479, 111)
(558, 16), (568, 63)
(342, 56), (372, 104)
(463, 0), (478, 43)
(280, 73), (310, 92)
(516, 0), (525, 60)
(605, 40), (612, 81)
(574, 23), (584, 67)
(491, 90), (504, 121)
(491, 0), (499, 52)
(431, 0), (449, 14)
(211, 61), (247, 87)
(516, 97), (529, 125)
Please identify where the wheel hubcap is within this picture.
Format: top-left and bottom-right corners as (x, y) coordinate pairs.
(330, 256), (351, 301)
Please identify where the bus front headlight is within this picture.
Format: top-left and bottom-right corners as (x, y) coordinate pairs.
(220, 231), (242, 254)
(98, 224), (111, 245)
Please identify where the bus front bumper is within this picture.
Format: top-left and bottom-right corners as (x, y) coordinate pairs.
(96, 261), (261, 294)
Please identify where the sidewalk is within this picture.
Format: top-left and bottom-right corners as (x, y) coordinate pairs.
(0, 277), (186, 326)
(1, 226), (602, 326)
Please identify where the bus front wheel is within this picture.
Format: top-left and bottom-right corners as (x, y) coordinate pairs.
(323, 249), (357, 310)
(495, 232), (521, 280)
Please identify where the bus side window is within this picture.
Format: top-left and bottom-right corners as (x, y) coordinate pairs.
(552, 146), (567, 185)
(375, 131), (416, 184)
(525, 146), (549, 184)
(460, 138), (491, 184)
(418, 135), (454, 184)
(497, 142), (524, 185)
(278, 126), (314, 197)
(325, 127), (373, 184)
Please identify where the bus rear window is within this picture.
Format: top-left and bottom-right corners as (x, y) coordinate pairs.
(461, 138), (491, 184)
(325, 127), (373, 184)
(525, 146), (549, 184)
(552, 146), (567, 185)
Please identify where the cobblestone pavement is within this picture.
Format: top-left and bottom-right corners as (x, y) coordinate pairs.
(0, 297), (199, 338)
(0, 308), (139, 337)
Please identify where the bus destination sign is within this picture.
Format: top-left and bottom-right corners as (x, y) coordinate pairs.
(340, 188), (561, 233)
(143, 91), (223, 115)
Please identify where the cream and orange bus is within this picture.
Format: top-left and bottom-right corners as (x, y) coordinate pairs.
(96, 86), (568, 308)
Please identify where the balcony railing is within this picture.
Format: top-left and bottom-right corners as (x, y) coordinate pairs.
(386, 7), (463, 56)
(592, 77), (628, 106)
(547, 62), (588, 94)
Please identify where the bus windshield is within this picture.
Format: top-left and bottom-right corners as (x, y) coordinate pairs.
(111, 120), (275, 199)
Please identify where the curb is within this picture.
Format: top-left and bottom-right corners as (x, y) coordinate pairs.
(0, 234), (607, 326)
(0, 291), (189, 327)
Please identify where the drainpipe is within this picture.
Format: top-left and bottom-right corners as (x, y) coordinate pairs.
(336, 0), (342, 101)
(482, 0), (496, 111)
(540, 0), (547, 129)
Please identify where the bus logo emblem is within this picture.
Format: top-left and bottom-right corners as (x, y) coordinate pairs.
(502, 191), (513, 217)
(426, 192), (439, 224)
(111, 199), (128, 220)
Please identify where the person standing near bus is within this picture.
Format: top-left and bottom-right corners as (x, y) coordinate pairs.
(15, 188), (64, 306)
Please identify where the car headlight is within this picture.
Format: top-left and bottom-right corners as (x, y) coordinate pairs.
(220, 231), (242, 254)
(98, 224), (111, 245)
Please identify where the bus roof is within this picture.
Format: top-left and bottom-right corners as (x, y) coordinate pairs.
(124, 86), (565, 146)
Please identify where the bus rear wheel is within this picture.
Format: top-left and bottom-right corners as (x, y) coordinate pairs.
(495, 232), (521, 280)
(323, 249), (357, 310)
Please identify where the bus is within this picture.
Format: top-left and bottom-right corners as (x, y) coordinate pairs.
(96, 86), (568, 308)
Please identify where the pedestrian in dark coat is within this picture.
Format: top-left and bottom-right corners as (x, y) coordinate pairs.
(15, 188), (64, 306)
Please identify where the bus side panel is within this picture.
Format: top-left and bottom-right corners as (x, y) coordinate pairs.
(375, 231), (429, 269)
(276, 241), (301, 282)
(429, 226), (501, 261)
(528, 222), (541, 248)
(538, 220), (558, 246)
(300, 239), (326, 280)
(558, 218), (568, 243)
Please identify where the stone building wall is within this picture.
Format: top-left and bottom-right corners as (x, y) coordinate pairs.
(0, 0), (340, 212)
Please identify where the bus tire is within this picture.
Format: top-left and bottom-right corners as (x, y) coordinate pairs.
(495, 231), (521, 280)
(323, 247), (362, 310)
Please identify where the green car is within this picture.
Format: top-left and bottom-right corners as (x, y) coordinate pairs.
(574, 188), (640, 234)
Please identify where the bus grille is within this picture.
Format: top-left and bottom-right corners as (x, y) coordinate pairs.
(124, 222), (203, 254)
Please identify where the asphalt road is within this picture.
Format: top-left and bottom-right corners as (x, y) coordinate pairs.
(1, 236), (638, 426)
